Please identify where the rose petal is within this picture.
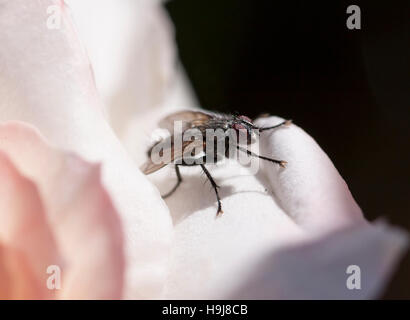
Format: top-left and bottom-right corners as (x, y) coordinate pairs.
(0, 0), (172, 298)
(160, 159), (305, 299)
(0, 152), (57, 299)
(0, 244), (45, 299)
(159, 115), (407, 299)
(230, 221), (409, 299)
(255, 116), (365, 231)
(64, 0), (197, 164)
(0, 122), (125, 298)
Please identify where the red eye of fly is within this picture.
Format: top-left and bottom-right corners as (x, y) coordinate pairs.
(233, 123), (246, 130)
(239, 115), (253, 123)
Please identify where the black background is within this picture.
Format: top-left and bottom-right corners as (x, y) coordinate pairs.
(165, 0), (410, 298)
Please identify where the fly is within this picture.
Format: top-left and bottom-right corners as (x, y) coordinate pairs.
(141, 110), (291, 216)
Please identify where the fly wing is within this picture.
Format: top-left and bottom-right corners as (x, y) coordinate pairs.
(159, 110), (212, 132)
(140, 135), (204, 175)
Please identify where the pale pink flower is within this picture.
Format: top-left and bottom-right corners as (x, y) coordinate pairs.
(0, 122), (124, 299)
(0, 0), (407, 299)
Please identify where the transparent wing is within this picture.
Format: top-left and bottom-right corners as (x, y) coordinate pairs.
(140, 135), (204, 175)
(158, 110), (212, 132)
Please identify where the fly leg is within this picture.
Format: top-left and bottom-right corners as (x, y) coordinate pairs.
(162, 165), (183, 198)
(237, 146), (287, 168)
(259, 119), (292, 132)
(200, 164), (223, 216)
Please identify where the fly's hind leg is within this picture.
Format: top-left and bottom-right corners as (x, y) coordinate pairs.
(162, 165), (183, 198)
(200, 164), (223, 217)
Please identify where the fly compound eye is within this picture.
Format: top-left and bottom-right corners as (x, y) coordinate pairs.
(233, 123), (246, 131)
(239, 115), (253, 123)
(233, 124), (253, 145)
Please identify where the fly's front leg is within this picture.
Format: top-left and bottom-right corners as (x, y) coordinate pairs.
(200, 164), (223, 216)
(259, 119), (292, 132)
(237, 146), (287, 168)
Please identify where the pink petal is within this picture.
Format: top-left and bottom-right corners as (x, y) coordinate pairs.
(0, 153), (57, 299)
(0, 122), (125, 299)
(0, 0), (172, 298)
(0, 244), (45, 299)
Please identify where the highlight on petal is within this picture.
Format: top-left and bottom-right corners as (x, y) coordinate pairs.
(0, 122), (125, 299)
(64, 0), (198, 164)
(255, 116), (366, 231)
(0, 0), (173, 298)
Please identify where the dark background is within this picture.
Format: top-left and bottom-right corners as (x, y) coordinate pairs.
(165, 0), (410, 298)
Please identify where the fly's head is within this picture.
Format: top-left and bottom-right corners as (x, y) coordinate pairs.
(232, 115), (258, 145)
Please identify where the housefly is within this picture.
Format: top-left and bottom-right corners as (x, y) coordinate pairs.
(141, 110), (291, 216)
